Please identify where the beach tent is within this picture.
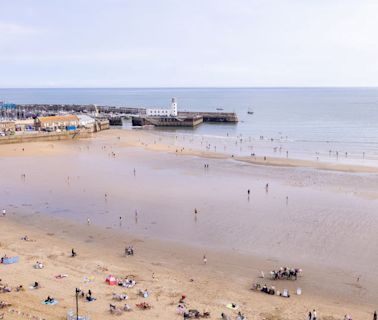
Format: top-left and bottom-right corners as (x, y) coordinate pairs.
(105, 275), (117, 286)
(1, 256), (19, 264)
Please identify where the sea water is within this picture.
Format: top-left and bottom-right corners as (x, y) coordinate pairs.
(1, 87), (377, 164)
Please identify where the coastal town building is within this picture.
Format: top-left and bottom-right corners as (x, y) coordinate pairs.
(0, 121), (16, 132)
(35, 115), (79, 131)
(146, 97), (178, 117)
(77, 114), (96, 128)
(15, 119), (35, 131)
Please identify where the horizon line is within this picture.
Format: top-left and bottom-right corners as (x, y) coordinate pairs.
(1, 86), (378, 90)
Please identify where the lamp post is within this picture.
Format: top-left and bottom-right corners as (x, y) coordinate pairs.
(75, 288), (80, 320)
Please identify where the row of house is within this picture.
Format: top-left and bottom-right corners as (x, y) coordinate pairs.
(0, 114), (101, 134)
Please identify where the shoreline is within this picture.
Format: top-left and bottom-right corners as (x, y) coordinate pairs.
(1, 127), (377, 173)
(105, 128), (378, 174)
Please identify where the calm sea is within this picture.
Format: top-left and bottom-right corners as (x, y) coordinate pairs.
(1, 87), (377, 164)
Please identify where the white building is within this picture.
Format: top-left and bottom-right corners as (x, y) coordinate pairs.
(77, 114), (95, 128)
(146, 98), (178, 117)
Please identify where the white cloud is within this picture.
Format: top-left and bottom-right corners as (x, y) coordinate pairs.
(0, 22), (39, 36)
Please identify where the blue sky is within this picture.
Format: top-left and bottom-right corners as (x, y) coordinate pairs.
(0, 0), (377, 87)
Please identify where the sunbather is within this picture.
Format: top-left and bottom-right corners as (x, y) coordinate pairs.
(16, 285), (24, 292)
(44, 296), (54, 303)
(221, 313), (231, 320)
(236, 311), (247, 320)
(112, 293), (128, 301)
(0, 301), (11, 309)
(139, 289), (149, 298)
(136, 302), (151, 310)
(86, 294), (96, 302)
(123, 304), (131, 312)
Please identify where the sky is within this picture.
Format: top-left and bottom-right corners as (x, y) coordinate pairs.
(0, 0), (377, 87)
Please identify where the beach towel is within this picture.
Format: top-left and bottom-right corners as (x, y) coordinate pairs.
(226, 304), (238, 310)
(1, 256), (19, 264)
(42, 300), (58, 305)
(83, 276), (94, 283)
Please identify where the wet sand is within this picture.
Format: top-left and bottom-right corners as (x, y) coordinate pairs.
(1, 129), (378, 319)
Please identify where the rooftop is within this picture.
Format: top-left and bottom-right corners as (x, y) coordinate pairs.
(38, 115), (79, 123)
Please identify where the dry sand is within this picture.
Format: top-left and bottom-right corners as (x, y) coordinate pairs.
(0, 215), (373, 320)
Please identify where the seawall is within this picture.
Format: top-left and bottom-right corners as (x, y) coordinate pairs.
(0, 130), (94, 145)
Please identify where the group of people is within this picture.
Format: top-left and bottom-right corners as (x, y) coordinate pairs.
(109, 303), (132, 314)
(251, 283), (291, 298)
(270, 267), (301, 280)
(77, 289), (95, 302)
(177, 294), (211, 319)
(117, 277), (136, 288)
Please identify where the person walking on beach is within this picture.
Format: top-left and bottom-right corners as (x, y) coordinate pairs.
(312, 309), (317, 320)
(265, 183), (269, 193)
(203, 254), (207, 265)
(87, 217), (90, 225)
(373, 311), (377, 320)
(308, 311), (312, 320)
(2, 209), (6, 216)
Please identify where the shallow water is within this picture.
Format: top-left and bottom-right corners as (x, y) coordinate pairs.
(1, 137), (378, 276)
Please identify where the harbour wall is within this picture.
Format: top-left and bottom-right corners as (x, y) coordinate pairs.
(0, 130), (94, 145)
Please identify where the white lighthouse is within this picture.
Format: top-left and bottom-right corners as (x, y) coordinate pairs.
(170, 97), (178, 116)
(146, 98), (178, 117)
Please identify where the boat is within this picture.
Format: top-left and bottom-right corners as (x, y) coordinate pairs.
(247, 108), (254, 115)
(216, 107), (224, 111)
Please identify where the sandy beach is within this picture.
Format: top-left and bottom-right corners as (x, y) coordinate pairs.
(1, 128), (378, 319)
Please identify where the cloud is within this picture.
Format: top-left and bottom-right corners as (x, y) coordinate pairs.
(0, 49), (161, 63)
(0, 22), (39, 36)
